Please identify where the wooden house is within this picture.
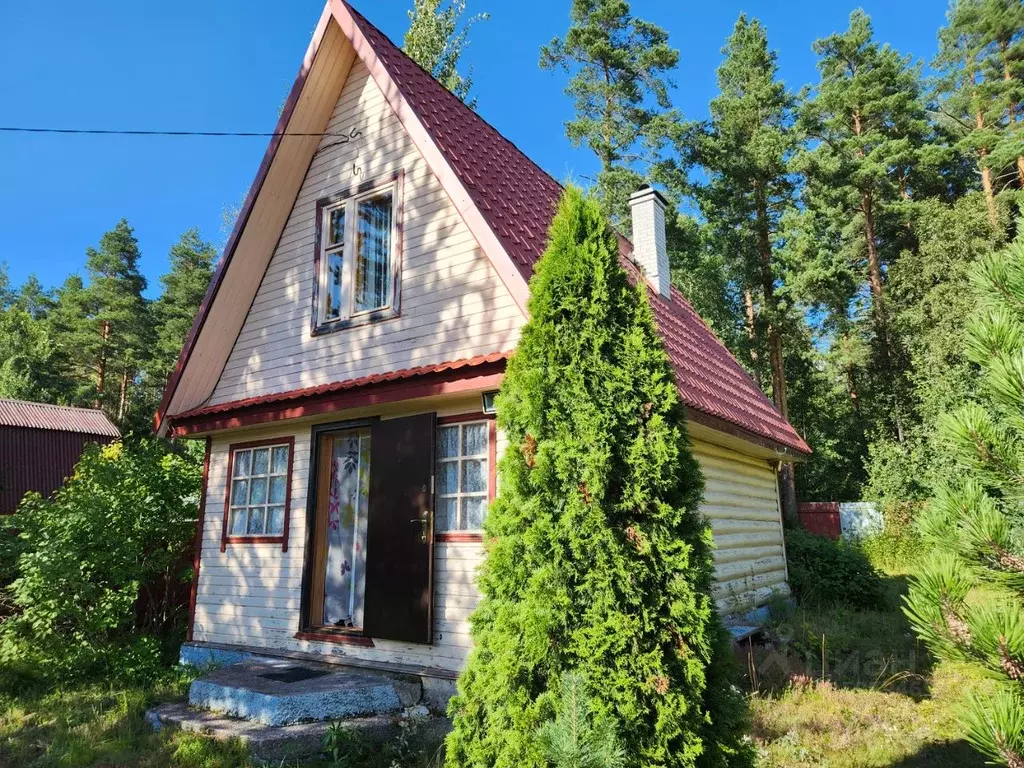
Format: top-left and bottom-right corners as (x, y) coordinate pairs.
(154, 0), (810, 697)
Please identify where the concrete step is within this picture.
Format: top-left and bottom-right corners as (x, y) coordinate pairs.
(146, 701), (450, 763)
(187, 659), (422, 726)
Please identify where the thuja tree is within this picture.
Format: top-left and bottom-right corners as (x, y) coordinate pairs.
(445, 187), (752, 768)
(904, 232), (1024, 766)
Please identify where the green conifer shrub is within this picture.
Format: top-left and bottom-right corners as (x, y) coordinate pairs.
(445, 187), (753, 767)
(904, 231), (1024, 767)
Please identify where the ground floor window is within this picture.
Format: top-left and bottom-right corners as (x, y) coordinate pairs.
(435, 420), (492, 532)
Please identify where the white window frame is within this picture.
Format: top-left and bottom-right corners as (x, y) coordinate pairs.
(435, 420), (492, 533)
(314, 174), (402, 332)
(226, 442), (291, 539)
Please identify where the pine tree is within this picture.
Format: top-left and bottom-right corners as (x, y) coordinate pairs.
(81, 220), (152, 424)
(45, 275), (95, 407)
(149, 229), (216, 386)
(904, 230), (1024, 767)
(445, 187), (752, 768)
(540, 0), (680, 225)
(695, 14), (801, 522)
(404, 0), (487, 107)
(0, 263), (14, 310)
(793, 10), (929, 443)
(934, 0), (1024, 230)
(15, 275), (52, 320)
(0, 307), (62, 403)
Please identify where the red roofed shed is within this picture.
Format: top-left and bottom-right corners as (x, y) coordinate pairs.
(0, 399), (120, 514)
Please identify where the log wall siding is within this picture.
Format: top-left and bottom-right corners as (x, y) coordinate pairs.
(209, 59), (523, 407)
(692, 439), (790, 614)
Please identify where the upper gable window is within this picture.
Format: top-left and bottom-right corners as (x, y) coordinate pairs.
(313, 173), (403, 333)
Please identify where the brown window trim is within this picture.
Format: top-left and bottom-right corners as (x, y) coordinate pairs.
(435, 412), (496, 544)
(220, 436), (295, 553)
(295, 629), (375, 648)
(310, 170), (405, 337)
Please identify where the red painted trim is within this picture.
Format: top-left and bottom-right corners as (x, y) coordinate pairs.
(153, 6), (335, 434)
(436, 532), (484, 543)
(171, 368), (505, 437)
(219, 437), (296, 553)
(186, 437), (212, 643)
(295, 630), (375, 648)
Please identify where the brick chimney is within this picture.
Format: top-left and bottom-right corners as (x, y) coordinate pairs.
(628, 184), (671, 298)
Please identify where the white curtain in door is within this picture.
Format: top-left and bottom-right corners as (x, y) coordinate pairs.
(323, 431), (371, 627)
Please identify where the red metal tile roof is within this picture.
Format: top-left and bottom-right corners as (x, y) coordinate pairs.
(346, 4), (809, 455)
(175, 351), (511, 421)
(0, 399), (120, 438)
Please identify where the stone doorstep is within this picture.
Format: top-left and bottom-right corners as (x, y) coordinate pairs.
(188, 660), (422, 727)
(146, 702), (452, 763)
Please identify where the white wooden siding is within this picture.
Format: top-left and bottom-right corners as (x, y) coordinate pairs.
(194, 425), (788, 671)
(208, 59), (523, 406)
(692, 439), (790, 614)
(192, 406), (487, 673)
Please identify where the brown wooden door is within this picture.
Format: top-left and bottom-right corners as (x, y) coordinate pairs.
(363, 413), (435, 644)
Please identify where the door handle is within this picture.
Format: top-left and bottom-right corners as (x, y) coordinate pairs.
(410, 516), (430, 543)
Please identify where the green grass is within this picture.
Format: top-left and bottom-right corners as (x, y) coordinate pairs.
(743, 568), (998, 768)
(0, 667), (444, 768)
(0, 566), (997, 767)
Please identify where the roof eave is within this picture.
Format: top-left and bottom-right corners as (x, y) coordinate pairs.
(153, 4), (337, 437)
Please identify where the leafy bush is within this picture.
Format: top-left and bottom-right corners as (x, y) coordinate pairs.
(785, 528), (887, 610)
(445, 188), (753, 768)
(0, 439), (201, 683)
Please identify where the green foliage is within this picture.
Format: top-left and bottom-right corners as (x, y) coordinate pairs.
(540, 0), (680, 224)
(149, 229), (216, 387)
(784, 528), (887, 610)
(445, 188), (752, 767)
(403, 0), (487, 107)
(536, 672), (626, 768)
(904, 231), (1024, 767)
(0, 440), (202, 683)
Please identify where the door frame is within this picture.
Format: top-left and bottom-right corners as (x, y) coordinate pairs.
(298, 416), (377, 633)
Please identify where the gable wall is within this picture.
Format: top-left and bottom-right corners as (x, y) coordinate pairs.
(208, 59), (523, 407)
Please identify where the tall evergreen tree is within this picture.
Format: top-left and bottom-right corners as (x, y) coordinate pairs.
(445, 187), (752, 768)
(15, 275), (52, 320)
(0, 307), (63, 403)
(540, 0), (680, 225)
(0, 263), (14, 310)
(81, 220), (152, 424)
(403, 0), (487, 107)
(45, 275), (95, 407)
(793, 10), (929, 443)
(695, 14), (801, 520)
(904, 230), (1024, 767)
(149, 229), (216, 386)
(934, 0), (1024, 230)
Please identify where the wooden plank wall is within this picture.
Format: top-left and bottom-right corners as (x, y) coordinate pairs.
(209, 58), (523, 406)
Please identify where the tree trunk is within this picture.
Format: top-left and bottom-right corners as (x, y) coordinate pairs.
(95, 321), (110, 409)
(743, 287), (760, 371)
(976, 107), (1000, 229)
(861, 189), (891, 361)
(1001, 43), (1024, 188)
(753, 181), (797, 521)
(118, 367), (129, 422)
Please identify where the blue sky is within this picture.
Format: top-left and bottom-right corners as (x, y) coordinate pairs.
(0, 0), (948, 298)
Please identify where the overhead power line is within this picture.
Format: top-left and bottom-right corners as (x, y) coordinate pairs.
(0, 126), (353, 138)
